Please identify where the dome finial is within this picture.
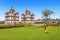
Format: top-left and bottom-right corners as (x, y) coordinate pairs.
(11, 6), (14, 9)
(26, 7), (30, 11)
(9, 6), (15, 13)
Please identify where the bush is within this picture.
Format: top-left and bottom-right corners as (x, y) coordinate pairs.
(15, 24), (24, 27)
(25, 23), (33, 27)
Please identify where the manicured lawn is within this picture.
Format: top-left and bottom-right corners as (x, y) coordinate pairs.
(0, 26), (60, 40)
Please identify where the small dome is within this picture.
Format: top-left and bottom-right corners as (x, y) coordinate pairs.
(5, 12), (9, 15)
(21, 13), (25, 16)
(31, 14), (35, 16)
(15, 12), (19, 15)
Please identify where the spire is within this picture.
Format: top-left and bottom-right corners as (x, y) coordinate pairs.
(9, 6), (15, 13)
(11, 6), (14, 9)
(26, 7), (30, 11)
(25, 7), (31, 15)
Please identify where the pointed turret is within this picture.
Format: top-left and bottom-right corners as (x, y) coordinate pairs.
(9, 6), (15, 13)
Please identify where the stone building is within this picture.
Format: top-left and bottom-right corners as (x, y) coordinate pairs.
(21, 8), (35, 24)
(49, 19), (59, 25)
(5, 6), (19, 24)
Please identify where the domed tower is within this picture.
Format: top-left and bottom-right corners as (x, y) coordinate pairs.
(31, 14), (35, 23)
(5, 12), (9, 17)
(21, 13), (26, 23)
(14, 12), (19, 24)
(5, 12), (9, 21)
(31, 14), (35, 20)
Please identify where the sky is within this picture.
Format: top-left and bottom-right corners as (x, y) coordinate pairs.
(0, 0), (60, 21)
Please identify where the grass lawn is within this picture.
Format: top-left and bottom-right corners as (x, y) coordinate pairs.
(0, 26), (60, 40)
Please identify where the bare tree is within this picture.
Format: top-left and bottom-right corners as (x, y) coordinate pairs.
(42, 9), (53, 30)
(42, 9), (53, 19)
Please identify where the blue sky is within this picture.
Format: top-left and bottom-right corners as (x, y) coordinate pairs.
(0, 0), (60, 21)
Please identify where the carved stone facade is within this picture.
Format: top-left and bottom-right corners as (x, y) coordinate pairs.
(5, 6), (19, 24)
(21, 8), (35, 24)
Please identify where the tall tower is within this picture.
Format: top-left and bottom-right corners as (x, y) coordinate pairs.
(21, 8), (35, 24)
(5, 6), (19, 24)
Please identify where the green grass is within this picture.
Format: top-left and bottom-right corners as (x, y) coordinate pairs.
(0, 26), (60, 40)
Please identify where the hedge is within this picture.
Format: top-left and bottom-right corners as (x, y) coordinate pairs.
(0, 24), (24, 29)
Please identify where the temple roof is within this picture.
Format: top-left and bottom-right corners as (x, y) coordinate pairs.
(9, 6), (15, 13)
(5, 12), (9, 15)
(15, 12), (19, 15)
(21, 13), (25, 16)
